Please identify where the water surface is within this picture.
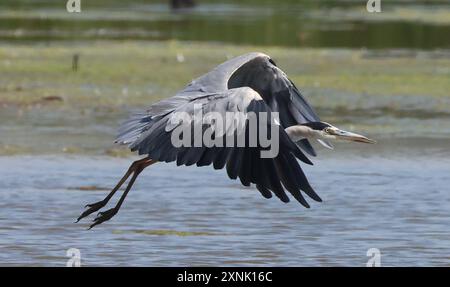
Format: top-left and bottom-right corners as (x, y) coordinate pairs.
(0, 146), (449, 266)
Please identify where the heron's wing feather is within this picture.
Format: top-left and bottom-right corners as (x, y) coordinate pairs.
(116, 53), (268, 145)
(124, 52), (269, 123)
(227, 56), (320, 122)
(118, 87), (320, 206)
(117, 52), (320, 153)
(226, 55), (321, 155)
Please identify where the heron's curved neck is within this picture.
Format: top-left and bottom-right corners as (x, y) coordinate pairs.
(285, 125), (320, 142)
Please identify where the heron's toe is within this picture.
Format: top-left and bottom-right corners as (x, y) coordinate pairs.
(76, 200), (107, 222)
(88, 208), (118, 229)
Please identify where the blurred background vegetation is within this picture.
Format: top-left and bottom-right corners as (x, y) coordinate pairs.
(1, 0), (449, 48)
(0, 0), (449, 156)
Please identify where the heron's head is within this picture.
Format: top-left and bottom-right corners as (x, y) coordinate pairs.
(285, 121), (376, 147)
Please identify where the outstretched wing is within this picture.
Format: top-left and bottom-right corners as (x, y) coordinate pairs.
(117, 87), (321, 207)
(117, 52), (321, 155)
(226, 54), (321, 155)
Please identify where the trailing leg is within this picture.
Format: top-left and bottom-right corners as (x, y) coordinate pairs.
(88, 159), (155, 229)
(76, 157), (154, 223)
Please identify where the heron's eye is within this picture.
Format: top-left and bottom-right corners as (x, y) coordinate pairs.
(324, 127), (331, 134)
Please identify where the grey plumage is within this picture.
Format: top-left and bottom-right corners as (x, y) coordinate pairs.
(116, 52), (322, 206)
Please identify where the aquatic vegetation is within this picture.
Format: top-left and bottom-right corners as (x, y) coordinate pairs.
(0, 144), (31, 155)
(68, 185), (111, 191)
(0, 41), (449, 156)
(1, 1), (448, 49)
(0, 41), (449, 108)
(307, 6), (450, 26)
(104, 147), (135, 158)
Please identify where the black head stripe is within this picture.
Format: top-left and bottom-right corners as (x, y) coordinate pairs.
(268, 58), (277, 66)
(301, 121), (332, 130)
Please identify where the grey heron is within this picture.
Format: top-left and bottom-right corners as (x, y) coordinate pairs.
(77, 52), (375, 229)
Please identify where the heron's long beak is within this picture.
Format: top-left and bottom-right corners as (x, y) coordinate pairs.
(330, 129), (376, 144)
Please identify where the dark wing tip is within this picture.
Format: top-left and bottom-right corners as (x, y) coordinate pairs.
(256, 184), (273, 199)
(306, 188), (322, 202)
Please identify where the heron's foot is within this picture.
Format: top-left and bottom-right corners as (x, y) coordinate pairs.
(88, 208), (118, 229)
(76, 200), (107, 223)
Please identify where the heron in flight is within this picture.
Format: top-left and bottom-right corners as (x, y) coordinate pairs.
(77, 52), (375, 229)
